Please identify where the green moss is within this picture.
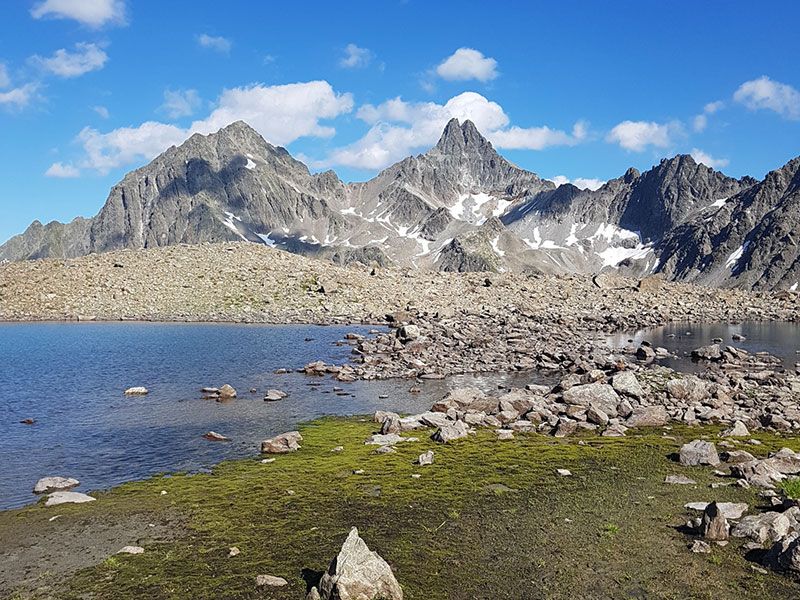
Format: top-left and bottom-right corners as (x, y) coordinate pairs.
(3, 419), (800, 599)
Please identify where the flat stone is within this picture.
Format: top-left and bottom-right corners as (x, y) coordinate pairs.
(665, 474), (697, 485)
(33, 476), (79, 494)
(45, 491), (96, 506)
(117, 546), (144, 555)
(685, 501), (749, 520)
(256, 574), (288, 587)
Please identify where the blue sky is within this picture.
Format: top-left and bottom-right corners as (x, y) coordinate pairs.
(1, 0), (799, 243)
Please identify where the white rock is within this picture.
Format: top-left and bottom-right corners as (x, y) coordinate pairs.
(33, 476), (79, 494)
(556, 469), (572, 477)
(256, 574), (288, 587)
(117, 546), (144, 555)
(684, 501), (748, 520)
(45, 491), (96, 506)
(124, 386), (148, 395)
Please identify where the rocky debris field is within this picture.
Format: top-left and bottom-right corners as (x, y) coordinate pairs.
(1, 242), (799, 381)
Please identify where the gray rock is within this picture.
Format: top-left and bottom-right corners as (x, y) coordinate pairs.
(432, 420), (469, 443)
(732, 511), (793, 544)
(561, 383), (620, 417)
(260, 431), (302, 453)
(33, 476), (79, 494)
(45, 491), (96, 506)
(117, 546), (144, 555)
(701, 502), (730, 541)
(665, 475), (696, 485)
(625, 405), (669, 428)
(611, 371), (644, 399)
(679, 440), (721, 467)
(417, 450), (434, 466)
(720, 420), (750, 437)
(264, 389), (288, 401)
(685, 502), (749, 520)
(316, 527), (403, 600)
(256, 574), (288, 587)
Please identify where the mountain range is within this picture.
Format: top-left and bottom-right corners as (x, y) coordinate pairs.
(2, 118), (798, 291)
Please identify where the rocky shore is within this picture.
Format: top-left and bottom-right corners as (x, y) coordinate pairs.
(2, 242), (799, 381)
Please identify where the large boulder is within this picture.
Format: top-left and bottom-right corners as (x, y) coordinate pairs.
(561, 383), (620, 417)
(611, 371), (645, 400)
(679, 440), (720, 467)
(666, 376), (708, 402)
(431, 420), (469, 444)
(732, 511), (794, 545)
(313, 527), (403, 600)
(260, 431), (302, 454)
(691, 344), (723, 361)
(625, 406), (669, 428)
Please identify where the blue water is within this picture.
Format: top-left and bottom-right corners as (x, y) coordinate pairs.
(0, 322), (533, 509)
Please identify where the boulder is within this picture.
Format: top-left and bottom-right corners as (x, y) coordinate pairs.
(637, 275), (663, 293)
(763, 533), (800, 573)
(625, 405), (669, 428)
(561, 383), (620, 417)
(380, 414), (401, 435)
(685, 502), (748, 520)
(732, 511), (793, 545)
(666, 376), (708, 402)
(432, 420), (469, 443)
(701, 502), (729, 541)
(45, 491), (96, 506)
(260, 431), (302, 454)
(679, 440), (720, 467)
(611, 371), (645, 399)
(264, 389), (288, 401)
(218, 384), (237, 399)
(124, 386), (148, 395)
(396, 325), (420, 342)
(315, 527), (403, 600)
(720, 420), (750, 437)
(33, 476), (79, 494)
(417, 450), (434, 466)
(691, 344), (723, 361)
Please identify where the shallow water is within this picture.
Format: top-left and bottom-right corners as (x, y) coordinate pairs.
(607, 321), (800, 370)
(0, 322), (538, 509)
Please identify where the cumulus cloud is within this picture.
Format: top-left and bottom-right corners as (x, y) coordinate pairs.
(690, 148), (729, 169)
(692, 100), (724, 132)
(606, 120), (681, 152)
(75, 80), (353, 173)
(548, 175), (605, 191)
(30, 0), (126, 28)
(92, 105), (110, 119)
(31, 42), (108, 78)
(436, 48), (498, 82)
(197, 34), (231, 54)
(160, 89), (202, 118)
(0, 83), (39, 109)
(321, 91), (585, 170)
(45, 162), (81, 178)
(0, 63), (9, 89)
(734, 76), (800, 120)
(339, 43), (372, 68)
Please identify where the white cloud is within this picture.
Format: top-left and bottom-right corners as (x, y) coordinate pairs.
(321, 91), (585, 170)
(548, 175), (605, 191)
(690, 148), (729, 169)
(606, 120), (680, 152)
(436, 48), (498, 82)
(160, 89), (202, 119)
(692, 100), (725, 132)
(75, 80), (353, 173)
(0, 83), (39, 109)
(339, 44), (372, 69)
(31, 42), (108, 78)
(92, 105), (109, 119)
(0, 63), (9, 89)
(45, 162), (81, 178)
(733, 76), (800, 120)
(30, 0), (126, 27)
(197, 34), (231, 54)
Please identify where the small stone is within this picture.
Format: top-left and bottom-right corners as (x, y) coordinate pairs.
(417, 450), (434, 466)
(124, 386), (148, 395)
(256, 574), (288, 587)
(229, 547), (240, 557)
(665, 475), (696, 485)
(203, 431), (229, 441)
(690, 539), (712, 553)
(331, 446), (344, 453)
(117, 546), (144, 555)
(264, 389), (288, 402)
(556, 469), (572, 477)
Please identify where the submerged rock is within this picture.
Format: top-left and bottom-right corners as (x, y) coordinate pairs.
(123, 386), (148, 395)
(314, 527), (403, 600)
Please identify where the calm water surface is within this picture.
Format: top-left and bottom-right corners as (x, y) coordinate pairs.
(0, 322), (535, 509)
(607, 321), (800, 370)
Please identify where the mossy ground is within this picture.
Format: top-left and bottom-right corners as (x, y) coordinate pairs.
(3, 419), (800, 599)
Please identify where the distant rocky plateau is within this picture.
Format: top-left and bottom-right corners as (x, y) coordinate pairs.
(2, 118), (798, 291)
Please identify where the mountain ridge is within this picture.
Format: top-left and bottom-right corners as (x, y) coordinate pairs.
(1, 118), (797, 290)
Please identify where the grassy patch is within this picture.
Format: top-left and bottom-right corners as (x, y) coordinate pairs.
(780, 477), (800, 500)
(2, 420), (800, 599)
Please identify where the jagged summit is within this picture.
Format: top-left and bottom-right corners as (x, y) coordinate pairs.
(433, 118), (494, 156)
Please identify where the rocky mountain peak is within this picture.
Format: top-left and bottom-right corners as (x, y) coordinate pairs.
(433, 118), (494, 157)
